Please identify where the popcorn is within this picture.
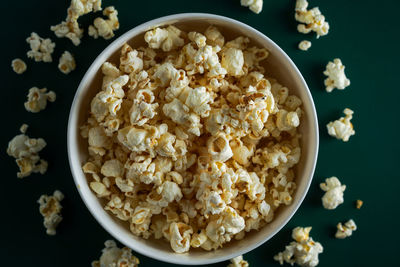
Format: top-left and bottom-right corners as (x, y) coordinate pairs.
(298, 40), (311, 51)
(7, 124), (48, 178)
(274, 227), (323, 267)
(294, 0), (329, 38)
(51, 0), (102, 46)
(320, 176), (346, 210)
(335, 219), (357, 239)
(356, 199), (363, 209)
(58, 51), (76, 74)
(37, 190), (64, 235)
(11, 58), (27, 74)
(326, 108), (355, 142)
(323, 58), (351, 92)
(24, 87), (56, 113)
(26, 32), (55, 62)
(228, 255), (249, 267)
(241, 0), (263, 14)
(91, 240), (140, 267)
(81, 25), (303, 253)
(88, 6), (120, 40)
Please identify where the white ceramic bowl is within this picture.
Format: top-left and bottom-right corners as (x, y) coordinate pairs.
(67, 13), (319, 265)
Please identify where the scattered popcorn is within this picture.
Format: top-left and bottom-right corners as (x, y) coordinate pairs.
(51, 0), (102, 46)
(91, 240), (140, 267)
(294, 0), (329, 38)
(323, 58), (350, 93)
(240, 0), (263, 14)
(26, 32), (55, 62)
(58, 51), (76, 74)
(6, 124), (48, 178)
(320, 177), (346, 210)
(228, 255), (249, 267)
(335, 219), (357, 239)
(356, 199), (363, 209)
(88, 6), (120, 40)
(37, 190), (64, 235)
(11, 58), (27, 74)
(81, 25), (304, 253)
(24, 87), (56, 113)
(274, 227), (323, 267)
(326, 108), (355, 142)
(298, 40), (311, 51)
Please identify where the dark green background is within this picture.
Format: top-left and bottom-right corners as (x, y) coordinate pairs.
(1, 0), (398, 266)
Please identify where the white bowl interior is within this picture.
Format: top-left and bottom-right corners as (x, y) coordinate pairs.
(67, 13), (319, 265)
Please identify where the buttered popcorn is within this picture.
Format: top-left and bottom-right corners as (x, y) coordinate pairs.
(6, 124), (48, 178)
(26, 32), (55, 62)
(327, 108), (355, 142)
(51, 0), (102, 46)
(11, 58), (27, 74)
(294, 0), (329, 38)
(320, 176), (346, 210)
(228, 255), (249, 267)
(37, 190), (64, 235)
(92, 240), (140, 267)
(240, 0), (263, 14)
(323, 58), (350, 93)
(274, 227), (323, 267)
(88, 6), (120, 40)
(58, 51), (76, 74)
(81, 25), (304, 253)
(24, 87), (56, 113)
(298, 40), (311, 51)
(335, 219), (357, 239)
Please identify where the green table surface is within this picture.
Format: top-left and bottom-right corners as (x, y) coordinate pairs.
(1, 0), (399, 266)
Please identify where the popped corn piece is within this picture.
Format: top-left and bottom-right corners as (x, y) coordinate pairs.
(274, 227), (323, 267)
(91, 240), (140, 267)
(241, 0), (263, 14)
(51, 0), (102, 46)
(298, 40), (311, 51)
(144, 25), (184, 52)
(335, 219), (357, 239)
(20, 123), (29, 134)
(207, 133), (233, 162)
(26, 32), (55, 62)
(326, 108), (355, 142)
(11, 58), (27, 74)
(204, 26), (225, 47)
(58, 51), (76, 74)
(294, 0), (329, 38)
(169, 222), (193, 253)
(323, 58), (351, 92)
(221, 47), (245, 77)
(228, 255), (249, 267)
(37, 190), (64, 235)
(24, 87), (56, 113)
(88, 6), (120, 40)
(356, 199), (363, 209)
(320, 176), (346, 210)
(7, 124), (48, 178)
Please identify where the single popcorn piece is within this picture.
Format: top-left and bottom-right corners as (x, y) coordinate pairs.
(298, 40), (311, 51)
(274, 227), (323, 267)
(356, 199), (363, 209)
(91, 240), (140, 267)
(294, 0), (329, 38)
(7, 124), (48, 178)
(228, 255), (249, 267)
(335, 219), (357, 239)
(81, 25), (304, 253)
(58, 51), (76, 74)
(320, 176), (346, 210)
(11, 58), (27, 74)
(37, 190), (64, 235)
(323, 58), (350, 92)
(326, 108), (355, 142)
(24, 87), (56, 113)
(26, 32), (55, 62)
(240, 0), (263, 14)
(51, 0), (103, 46)
(88, 6), (120, 40)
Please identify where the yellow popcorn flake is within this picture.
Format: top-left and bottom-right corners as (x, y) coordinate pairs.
(11, 58), (27, 74)
(58, 51), (76, 74)
(37, 190), (64, 235)
(228, 255), (249, 267)
(91, 240), (140, 267)
(356, 199), (363, 209)
(88, 6), (120, 40)
(24, 87), (56, 113)
(26, 32), (55, 62)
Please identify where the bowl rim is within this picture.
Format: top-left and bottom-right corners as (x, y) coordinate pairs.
(67, 12), (319, 265)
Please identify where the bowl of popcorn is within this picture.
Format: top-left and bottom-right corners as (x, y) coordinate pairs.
(67, 13), (319, 265)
